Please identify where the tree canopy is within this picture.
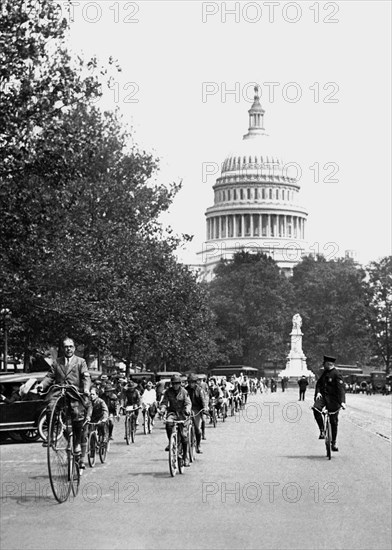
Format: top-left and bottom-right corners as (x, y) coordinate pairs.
(0, 0), (216, 372)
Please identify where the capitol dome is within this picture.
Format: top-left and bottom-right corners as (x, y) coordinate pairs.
(197, 86), (308, 279)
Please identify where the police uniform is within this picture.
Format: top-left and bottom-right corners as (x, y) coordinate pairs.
(313, 356), (346, 445)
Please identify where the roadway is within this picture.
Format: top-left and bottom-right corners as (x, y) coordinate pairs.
(1, 389), (391, 550)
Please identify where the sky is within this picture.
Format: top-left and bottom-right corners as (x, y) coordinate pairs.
(64, 0), (391, 266)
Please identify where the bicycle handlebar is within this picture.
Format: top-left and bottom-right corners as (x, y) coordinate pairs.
(37, 384), (86, 399)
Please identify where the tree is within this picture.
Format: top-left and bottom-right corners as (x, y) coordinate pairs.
(364, 257), (392, 373)
(290, 255), (371, 369)
(0, 0), (217, 372)
(208, 252), (293, 369)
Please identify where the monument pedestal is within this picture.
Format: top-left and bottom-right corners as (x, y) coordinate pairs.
(278, 314), (314, 380)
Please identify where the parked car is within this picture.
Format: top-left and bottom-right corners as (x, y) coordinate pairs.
(0, 372), (47, 442)
(0, 369), (102, 443)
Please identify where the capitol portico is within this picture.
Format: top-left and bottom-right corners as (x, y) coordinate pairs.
(197, 86), (308, 279)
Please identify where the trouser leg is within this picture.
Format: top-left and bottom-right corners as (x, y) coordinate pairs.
(330, 413), (339, 443)
(313, 409), (324, 432)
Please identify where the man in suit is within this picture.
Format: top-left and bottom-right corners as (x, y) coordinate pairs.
(37, 338), (91, 466)
(298, 375), (309, 400)
(312, 356), (346, 451)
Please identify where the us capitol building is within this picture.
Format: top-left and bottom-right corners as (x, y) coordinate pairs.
(196, 86), (308, 279)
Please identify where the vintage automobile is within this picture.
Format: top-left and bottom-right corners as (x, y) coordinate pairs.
(0, 369), (102, 443)
(0, 372), (47, 442)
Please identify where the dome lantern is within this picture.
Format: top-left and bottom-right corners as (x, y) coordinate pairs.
(243, 85), (266, 140)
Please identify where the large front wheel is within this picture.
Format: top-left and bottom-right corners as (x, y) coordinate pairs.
(47, 398), (71, 503)
(169, 432), (178, 477)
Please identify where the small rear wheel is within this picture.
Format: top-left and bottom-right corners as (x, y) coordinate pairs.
(71, 455), (80, 497)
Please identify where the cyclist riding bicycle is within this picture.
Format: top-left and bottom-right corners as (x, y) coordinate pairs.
(84, 386), (109, 466)
(100, 382), (119, 440)
(186, 373), (208, 454)
(208, 379), (223, 420)
(159, 374), (192, 467)
(312, 355), (346, 452)
(36, 338), (90, 465)
(124, 380), (141, 428)
(141, 381), (158, 426)
(196, 375), (209, 440)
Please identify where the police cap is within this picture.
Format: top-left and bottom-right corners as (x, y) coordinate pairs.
(323, 355), (336, 363)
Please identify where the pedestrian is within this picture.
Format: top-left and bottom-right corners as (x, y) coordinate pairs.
(36, 337), (91, 467)
(312, 355), (346, 451)
(298, 375), (308, 400)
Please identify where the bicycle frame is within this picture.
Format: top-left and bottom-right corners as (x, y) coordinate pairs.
(124, 405), (141, 444)
(316, 406), (342, 460)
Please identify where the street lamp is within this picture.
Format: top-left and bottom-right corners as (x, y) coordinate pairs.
(0, 308), (11, 372)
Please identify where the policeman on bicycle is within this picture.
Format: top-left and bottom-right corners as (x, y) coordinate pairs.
(312, 355), (346, 451)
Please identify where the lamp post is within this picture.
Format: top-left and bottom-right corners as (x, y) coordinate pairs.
(0, 308), (11, 372)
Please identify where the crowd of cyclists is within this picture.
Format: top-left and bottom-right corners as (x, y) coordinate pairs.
(84, 371), (270, 468)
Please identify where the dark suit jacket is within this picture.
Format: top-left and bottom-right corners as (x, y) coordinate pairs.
(41, 355), (90, 393)
(315, 367), (345, 408)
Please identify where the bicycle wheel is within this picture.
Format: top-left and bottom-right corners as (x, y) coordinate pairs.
(168, 432), (178, 477)
(148, 413), (152, 434)
(143, 410), (148, 435)
(71, 458), (80, 497)
(222, 404), (227, 422)
(88, 431), (97, 467)
(230, 399), (235, 416)
(99, 432), (108, 463)
(188, 424), (195, 463)
(177, 436), (184, 474)
(47, 398), (71, 503)
(212, 408), (217, 428)
(325, 416), (332, 460)
(131, 415), (136, 443)
(125, 416), (131, 445)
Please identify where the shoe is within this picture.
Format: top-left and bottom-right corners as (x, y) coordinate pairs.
(74, 444), (81, 454)
(331, 443), (339, 452)
(109, 436), (114, 441)
(201, 435), (206, 441)
(318, 432), (325, 439)
(196, 447), (203, 454)
(79, 461), (86, 470)
(184, 458), (190, 467)
(165, 445), (169, 452)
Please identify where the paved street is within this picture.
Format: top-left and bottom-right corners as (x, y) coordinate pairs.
(1, 390), (391, 550)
